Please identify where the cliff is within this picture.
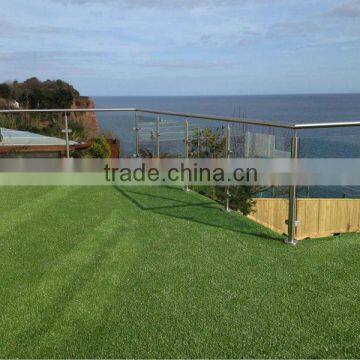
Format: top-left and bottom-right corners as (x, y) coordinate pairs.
(71, 97), (100, 139)
(0, 78), (100, 140)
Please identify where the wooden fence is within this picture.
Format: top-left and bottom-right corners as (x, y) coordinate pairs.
(248, 198), (360, 240)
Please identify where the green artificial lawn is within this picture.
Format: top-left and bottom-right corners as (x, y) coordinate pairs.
(0, 186), (359, 359)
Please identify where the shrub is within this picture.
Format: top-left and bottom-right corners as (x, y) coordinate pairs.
(0, 83), (11, 99)
(0, 98), (7, 110)
(189, 127), (260, 215)
(88, 137), (111, 159)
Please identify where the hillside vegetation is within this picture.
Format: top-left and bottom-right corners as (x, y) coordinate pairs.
(0, 78), (99, 139)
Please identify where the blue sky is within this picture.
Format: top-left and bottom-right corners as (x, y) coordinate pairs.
(0, 0), (359, 96)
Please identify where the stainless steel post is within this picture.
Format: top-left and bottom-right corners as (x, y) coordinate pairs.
(285, 135), (299, 245)
(184, 119), (190, 192)
(64, 112), (70, 159)
(135, 111), (140, 157)
(156, 116), (160, 158)
(225, 124), (231, 212)
(197, 127), (200, 158)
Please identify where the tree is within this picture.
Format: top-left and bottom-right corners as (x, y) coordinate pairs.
(2, 78), (79, 109)
(0, 83), (11, 99)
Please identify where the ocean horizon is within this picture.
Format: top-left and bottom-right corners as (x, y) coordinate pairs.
(94, 93), (360, 124)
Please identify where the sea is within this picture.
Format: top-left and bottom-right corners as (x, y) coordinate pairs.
(93, 94), (360, 198)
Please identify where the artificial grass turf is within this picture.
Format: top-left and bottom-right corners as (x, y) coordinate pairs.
(0, 186), (359, 358)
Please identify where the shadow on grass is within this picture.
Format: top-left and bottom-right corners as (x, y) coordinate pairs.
(114, 186), (283, 242)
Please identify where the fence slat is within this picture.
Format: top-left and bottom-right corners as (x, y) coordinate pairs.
(249, 198), (360, 240)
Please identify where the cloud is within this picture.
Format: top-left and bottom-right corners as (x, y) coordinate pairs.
(0, 18), (83, 37)
(0, 51), (116, 81)
(0, 16), (121, 38)
(326, 0), (360, 18)
(267, 21), (327, 37)
(190, 20), (327, 49)
(0, 50), (111, 64)
(139, 59), (240, 69)
(0, 18), (18, 34)
(49, 0), (278, 8)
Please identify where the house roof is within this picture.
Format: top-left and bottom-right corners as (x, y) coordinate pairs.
(0, 128), (78, 147)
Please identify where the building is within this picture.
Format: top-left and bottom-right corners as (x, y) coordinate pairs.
(0, 127), (89, 157)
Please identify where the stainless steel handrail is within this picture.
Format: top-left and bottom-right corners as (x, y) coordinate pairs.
(0, 108), (136, 113)
(0, 108), (294, 129)
(294, 121), (360, 129)
(135, 109), (295, 129)
(1, 108), (360, 130)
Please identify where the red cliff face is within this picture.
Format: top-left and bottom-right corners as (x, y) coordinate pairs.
(70, 97), (100, 139)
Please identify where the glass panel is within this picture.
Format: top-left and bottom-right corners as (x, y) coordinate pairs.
(298, 126), (360, 198)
